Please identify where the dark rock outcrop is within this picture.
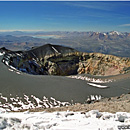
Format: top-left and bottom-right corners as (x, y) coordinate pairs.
(1, 44), (130, 76)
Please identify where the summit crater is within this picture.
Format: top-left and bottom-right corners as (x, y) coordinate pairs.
(1, 44), (130, 76)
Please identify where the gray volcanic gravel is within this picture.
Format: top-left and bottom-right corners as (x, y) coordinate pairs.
(0, 55), (130, 111)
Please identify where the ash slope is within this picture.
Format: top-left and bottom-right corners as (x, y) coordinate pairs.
(0, 54), (130, 111)
(0, 44), (130, 111)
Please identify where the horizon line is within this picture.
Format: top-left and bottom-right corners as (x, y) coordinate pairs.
(0, 30), (130, 33)
(0, 29), (47, 32)
(0, 0), (130, 1)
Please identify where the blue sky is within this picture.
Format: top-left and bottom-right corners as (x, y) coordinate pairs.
(0, 1), (130, 32)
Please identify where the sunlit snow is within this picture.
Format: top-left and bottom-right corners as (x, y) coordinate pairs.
(0, 94), (70, 112)
(87, 83), (108, 88)
(0, 110), (130, 130)
(0, 52), (5, 56)
(69, 75), (113, 83)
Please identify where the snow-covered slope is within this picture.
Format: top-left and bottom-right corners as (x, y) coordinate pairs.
(0, 110), (130, 130)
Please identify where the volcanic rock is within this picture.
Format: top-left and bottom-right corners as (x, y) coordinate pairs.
(1, 44), (130, 76)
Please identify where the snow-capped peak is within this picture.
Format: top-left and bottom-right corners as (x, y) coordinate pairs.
(103, 33), (107, 36)
(109, 31), (120, 35)
(95, 32), (100, 35)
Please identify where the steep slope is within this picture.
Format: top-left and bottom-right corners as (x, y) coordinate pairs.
(78, 53), (130, 76)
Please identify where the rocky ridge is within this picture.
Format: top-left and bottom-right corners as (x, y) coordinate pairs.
(1, 44), (130, 76)
(30, 93), (130, 113)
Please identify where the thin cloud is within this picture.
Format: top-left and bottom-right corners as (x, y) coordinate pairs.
(0, 29), (46, 32)
(119, 24), (130, 27)
(66, 2), (116, 11)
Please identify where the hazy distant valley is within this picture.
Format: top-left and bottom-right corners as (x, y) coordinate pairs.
(0, 31), (130, 57)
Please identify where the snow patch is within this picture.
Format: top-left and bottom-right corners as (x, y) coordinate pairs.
(87, 83), (108, 88)
(86, 95), (102, 102)
(0, 52), (5, 56)
(0, 94), (70, 112)
(52, 46), (61, 54)
(8, 67), (22, 75)
(69, 75), (113, 83)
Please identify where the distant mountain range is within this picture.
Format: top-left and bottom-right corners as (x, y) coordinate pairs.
(0, 31), (130, 57)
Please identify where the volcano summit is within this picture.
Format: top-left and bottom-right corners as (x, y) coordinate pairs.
(1, 44), (130, 76)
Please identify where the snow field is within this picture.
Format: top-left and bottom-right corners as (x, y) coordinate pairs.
(0, 110), (130, 130)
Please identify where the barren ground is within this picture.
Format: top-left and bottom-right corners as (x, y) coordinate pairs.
(25, 93), (130, 113)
